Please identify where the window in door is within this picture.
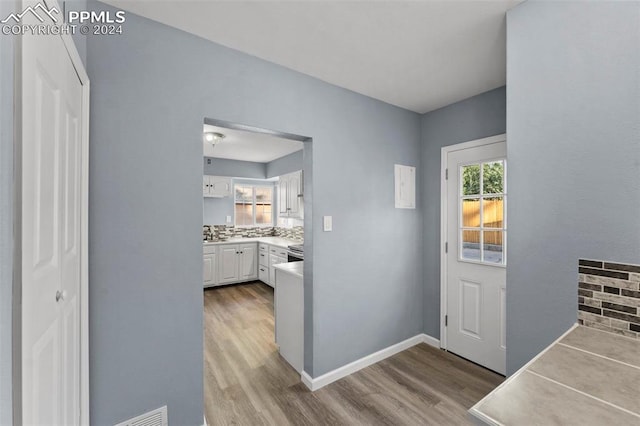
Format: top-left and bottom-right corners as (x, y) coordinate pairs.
(235, 184), (274, 227)
(460, 160), (506, 265)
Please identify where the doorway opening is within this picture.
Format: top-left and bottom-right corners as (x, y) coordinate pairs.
(199, 118), (312, 423)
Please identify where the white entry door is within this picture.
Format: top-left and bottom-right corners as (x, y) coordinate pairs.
(444, 137), (506, 374)
(21, 0), (88, 424)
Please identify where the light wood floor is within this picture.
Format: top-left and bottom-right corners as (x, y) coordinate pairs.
(204, 282), (503, 425)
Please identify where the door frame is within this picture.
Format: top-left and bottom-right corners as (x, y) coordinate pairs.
(14, 0), (90, 422)
(439, 134), (506, 351)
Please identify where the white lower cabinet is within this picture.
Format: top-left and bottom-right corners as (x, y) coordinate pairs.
(203, 245), (218, 288)
(216, 243), (258, 286)
(258, 243), (270, 286)
(239, 243), (257, 281)
(268, 245), (288, 288)
(205, 241), (292, 289)
(258, 243), (288, 288)
(218, 245), (240, 284)
(274, 267), (304, 373)
(258, 265), (269, 284)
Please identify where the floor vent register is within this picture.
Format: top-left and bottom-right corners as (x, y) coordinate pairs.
(115, 406), (168, 426)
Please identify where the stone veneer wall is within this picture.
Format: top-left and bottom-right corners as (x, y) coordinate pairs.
(203, 225), (304, 241)
(578, 259), (640, 339)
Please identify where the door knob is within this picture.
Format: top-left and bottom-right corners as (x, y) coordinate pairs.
(55, 290), (65, 302)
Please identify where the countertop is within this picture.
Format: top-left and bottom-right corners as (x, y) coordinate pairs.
(203, 236), (301, 249)
(470, 324), (640, 425)
(273, 261), (303, 279)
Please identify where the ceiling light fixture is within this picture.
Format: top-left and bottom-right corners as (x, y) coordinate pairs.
(204, 131), (226, 145)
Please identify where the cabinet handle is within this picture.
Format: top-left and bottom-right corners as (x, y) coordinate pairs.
(260, 268), (265, 272)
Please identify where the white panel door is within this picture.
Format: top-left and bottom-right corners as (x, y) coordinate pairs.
(21, 1), (85, 424)
(239, 244), (257, 280)
(218, 245), (240, 284)
(445, 140), (506, 374)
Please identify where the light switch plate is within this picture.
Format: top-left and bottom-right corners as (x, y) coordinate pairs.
(226, 215), (232, 223)
(323, 216), (332, 232)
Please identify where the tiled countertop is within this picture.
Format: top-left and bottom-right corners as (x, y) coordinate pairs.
(203, 236), (301, 249)
(273, 261), (303, 279)
(470, 324), (640, 425)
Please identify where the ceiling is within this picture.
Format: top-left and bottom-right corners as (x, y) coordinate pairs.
(203, 124), (303, 163)
(103, 1), (520, 114)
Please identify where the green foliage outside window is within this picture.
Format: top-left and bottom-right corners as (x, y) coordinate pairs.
(462, 162), (504, 196)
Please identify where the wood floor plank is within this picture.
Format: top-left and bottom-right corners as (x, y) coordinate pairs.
(204, 282), (503, 425)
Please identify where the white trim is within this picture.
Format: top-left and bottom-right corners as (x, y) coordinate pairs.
(203, 415), (208, 426)
(468, 323), (578, 422)
(439, 134), (506, 351)
(421, 333), (440, 348)
(301, 334), (440, 391)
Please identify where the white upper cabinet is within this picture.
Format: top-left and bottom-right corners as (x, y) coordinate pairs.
(278, 170), (303, 219)
(278, 178), (289, 216)
(287, 171), (302, 217)
(203, 175), (232, 198)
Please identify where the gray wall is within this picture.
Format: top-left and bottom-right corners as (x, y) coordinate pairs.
(203, 197), (232, 226)
(266, 149), (303, 178)
(420, 87), (506, 338)
(203, 157), (266, 179)
(506, 1), (640, 374)
(0, 1), (15, 423)
(86, 2), (421, 424)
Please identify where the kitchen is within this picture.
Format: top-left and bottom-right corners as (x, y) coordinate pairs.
(201, 120), (306, 375)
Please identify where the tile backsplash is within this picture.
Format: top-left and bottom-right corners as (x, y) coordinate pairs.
(578, 258), (640, 339)
(273, 226), (304, 240)
(203, 225), (303, 242)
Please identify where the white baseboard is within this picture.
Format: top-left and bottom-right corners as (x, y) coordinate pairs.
(421, 333), (440, 348)
(301, 333), (440, 391)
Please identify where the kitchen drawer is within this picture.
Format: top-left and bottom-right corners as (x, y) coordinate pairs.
(270, 247), (288, 257)
(258, 265), (269, 284)
(259, 243), (268, 252)
(259, 251), (268, 267)
(203, 245), (216, 255)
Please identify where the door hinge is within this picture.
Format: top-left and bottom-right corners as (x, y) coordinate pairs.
(445, 242), (448, 253)
(445, 315), (448, 327)
(445, 168), (448, 180)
